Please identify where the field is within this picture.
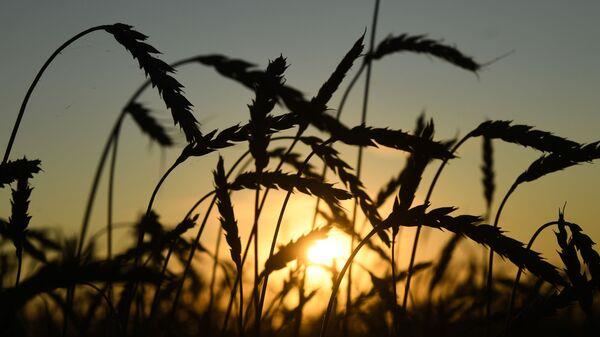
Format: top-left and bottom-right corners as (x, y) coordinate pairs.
(1, 1), (599, 336)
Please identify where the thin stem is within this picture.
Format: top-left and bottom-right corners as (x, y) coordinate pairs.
(307, 55), (367, 242)
(66, 111), (124, 336)
(120, 157), (182, 327)
(15, 252), (23, 286)
(257, 138), (335, 320)
(390, 238), (399, 335)
(302, 35), (367, 336)
(248, 113), (304, 337)
(293, 270), (306, 337)
(81, 282), (125, 337)
(252, 184), (261, 337)
(485, 181), (518, 337)
(77, 113), (126, 258)
(107, 120), (121, 274)
(2, 25), (109, 165)
(320, 224), (384, 337)
(401, 134), (471, 312)
(345, 2), (380, 335)
(222, 130), (305, 333)
(105, 121), (120, 334)
(169, 184), (218, 314)
(207, 226), (223, 317)
(147, 190), (215, 318)
(107, 129), (119, 260)
(308, 56), (367, 235)
(169, 149), (253, 319)
(504, 221), (559, 334)
(337, 63), (367, 121)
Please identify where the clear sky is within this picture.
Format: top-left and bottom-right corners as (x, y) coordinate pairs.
(1, 0), (599, 283)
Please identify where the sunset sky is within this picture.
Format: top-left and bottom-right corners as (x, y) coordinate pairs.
(1, 0), (599, 289)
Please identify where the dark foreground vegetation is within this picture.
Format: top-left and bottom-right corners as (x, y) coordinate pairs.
(1, 1), (599, 336)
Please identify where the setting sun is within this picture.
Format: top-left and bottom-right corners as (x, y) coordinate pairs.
(307, 236), (346, 266)
(304, 235), (347, 287)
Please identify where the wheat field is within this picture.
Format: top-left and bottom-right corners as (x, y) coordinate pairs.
(1, 1), (599, 336)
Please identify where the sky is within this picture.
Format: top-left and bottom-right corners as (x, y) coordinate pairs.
(1, 0), (600, 294)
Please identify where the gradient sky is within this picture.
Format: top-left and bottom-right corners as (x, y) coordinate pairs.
(1, 0), (600, 288)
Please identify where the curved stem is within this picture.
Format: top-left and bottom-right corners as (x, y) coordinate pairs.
(169, 149), (254, 318)
(147, 190), (215, 318)
(221, 131), (306, 333)
(76, 113), (126, 257)
(107, 127), (119, 261)
(336, 63), (367, 121)
(237, 264), (245, 337)
(485, 181), (518, 336)
(15, 252), (23, 286)
(504, 221), (559, 334)
(257, 138), (335, 320)
(302, 36), (367, 336)
(390, 238), (399, 334)
(120, 157), (182, 325)
(320, 224), (385, 337)
(170, 186), (220, 313)
(2, 25), (109, 165)
(251, 132), (304, 335)
(345, 3), (380, 335)
(401, 134), (471, 311)
(139, 159), (183, 249)
(66, 111), (124, 336)
(82, 282), (124, 337)
(106, 120), (121, 319)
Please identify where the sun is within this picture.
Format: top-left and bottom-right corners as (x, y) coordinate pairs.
(307, 236), (346, 266)
(304, 234), (348, 286)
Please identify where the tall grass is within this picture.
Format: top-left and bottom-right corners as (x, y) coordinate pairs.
(1, 2), (599, 337)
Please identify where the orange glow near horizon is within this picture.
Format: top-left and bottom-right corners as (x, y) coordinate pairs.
(304, 232), (348, 287)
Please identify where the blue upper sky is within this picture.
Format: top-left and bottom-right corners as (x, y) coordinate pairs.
(1, 0), (599, 265)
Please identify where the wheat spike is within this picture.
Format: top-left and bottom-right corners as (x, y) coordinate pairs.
(311, 35), (364, 109)
(8, 178), (33, 260)
(230, 170), (351, 206)
(368, 33), (481, 72)
(106, 23), (201, 143)
(384, 204), (566, 286)
(125, 102), (173, 146)
(469, 120), (580, 154)
(0, 158), (41, 189)
(248, 56), (287, 172)
(213, 157), (242, 269)
(263, 226), (330, 275)
(302, 137), (391, 246)
(481, 136), (495, 215)
(516, 141), (600, 184)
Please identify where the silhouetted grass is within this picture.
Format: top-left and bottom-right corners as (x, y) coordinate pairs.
(1, 3), (599, 337)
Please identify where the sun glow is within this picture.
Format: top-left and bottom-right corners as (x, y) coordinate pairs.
(307, 236), (346, 266)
